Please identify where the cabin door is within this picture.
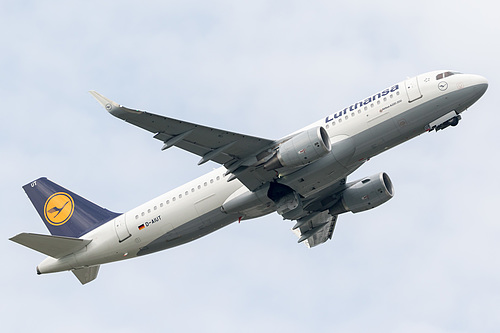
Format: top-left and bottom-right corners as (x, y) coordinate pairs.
(405, 77), (423, 103)
(114, 214), (131, 242)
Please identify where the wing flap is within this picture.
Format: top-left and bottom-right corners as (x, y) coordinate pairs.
(292, 212), (338, 248)
(10, 233), (91, 258)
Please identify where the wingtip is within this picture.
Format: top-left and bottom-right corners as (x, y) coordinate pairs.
(89, 91), (143, 118)
(89, 91), (120, 112)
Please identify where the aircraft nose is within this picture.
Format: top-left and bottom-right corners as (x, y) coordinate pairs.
(470, 74), (488, 96)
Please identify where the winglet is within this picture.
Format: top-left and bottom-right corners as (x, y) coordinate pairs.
(89, 91), (119, 110)
(89, 91), (142, 118)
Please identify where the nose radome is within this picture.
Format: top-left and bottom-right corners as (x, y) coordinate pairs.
(462, 74), (488, 108)
(471, 74), (488, 92)
(475, 75), (488, 99)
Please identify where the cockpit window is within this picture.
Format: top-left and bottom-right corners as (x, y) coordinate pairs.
(436, 71), (462, 80)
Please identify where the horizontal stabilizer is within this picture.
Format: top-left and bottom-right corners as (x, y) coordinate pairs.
(9, 233), (91, 258)
(72, 266), (100, 285)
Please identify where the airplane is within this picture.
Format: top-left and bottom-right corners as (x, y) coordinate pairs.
(10, 70), (488, 284)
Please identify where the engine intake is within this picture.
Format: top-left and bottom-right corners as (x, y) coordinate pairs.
(264, 126), (331, 170)
(330, 172), (394, 215)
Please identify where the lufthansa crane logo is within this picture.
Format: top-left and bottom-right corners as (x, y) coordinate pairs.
(438, 81), (448, 91)
(44, 192), (75, 226)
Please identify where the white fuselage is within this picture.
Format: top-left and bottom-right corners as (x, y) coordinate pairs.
(37, 70), (488, 274)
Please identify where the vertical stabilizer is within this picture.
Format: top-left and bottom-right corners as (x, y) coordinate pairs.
(72, 266), (100, 285)
(23, 178), (120, 238)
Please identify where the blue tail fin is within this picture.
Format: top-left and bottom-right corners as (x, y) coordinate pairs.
(23, 178), (120, 238)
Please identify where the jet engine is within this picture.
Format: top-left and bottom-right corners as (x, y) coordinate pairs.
(330, 172), (394, 215)
(264, 126), (331, 170)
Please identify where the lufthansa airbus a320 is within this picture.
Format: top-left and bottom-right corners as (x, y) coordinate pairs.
(10, 70), (488, 284)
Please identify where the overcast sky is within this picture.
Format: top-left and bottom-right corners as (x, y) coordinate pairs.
(2, 1), (499, 332)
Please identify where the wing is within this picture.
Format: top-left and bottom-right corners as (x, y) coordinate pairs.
(90, 91), (278, 190)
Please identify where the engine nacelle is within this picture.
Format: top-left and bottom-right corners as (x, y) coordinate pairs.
(264, 126), (331, 170)
(330, 172), (394, 215)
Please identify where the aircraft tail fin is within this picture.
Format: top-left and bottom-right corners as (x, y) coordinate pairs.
(72, 266), (100, 285)
(23, 178), (120, 238)
(9, 232), (91, 258)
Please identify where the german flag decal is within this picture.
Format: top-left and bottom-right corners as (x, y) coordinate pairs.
(138, 224), (145, 230)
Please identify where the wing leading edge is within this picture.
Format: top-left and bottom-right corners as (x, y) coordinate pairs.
(90, 91), (278, 190)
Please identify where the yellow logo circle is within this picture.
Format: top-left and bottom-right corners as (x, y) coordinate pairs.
(44, 192), (75, 226)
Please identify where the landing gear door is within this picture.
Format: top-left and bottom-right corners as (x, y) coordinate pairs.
(405, 77), (423, 103)
(114, 214), (131, 242)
